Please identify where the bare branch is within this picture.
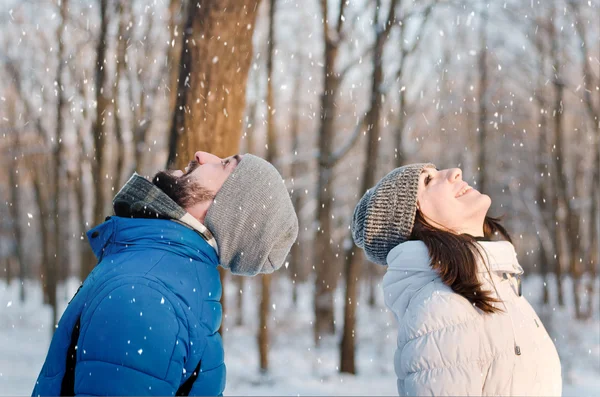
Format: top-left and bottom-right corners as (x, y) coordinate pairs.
(567, 0), (600, 123)
(2, 57), (49, 142)
(329, 111), (369, 167)
(382, 0), (400, 36)
(335, 0), (348, 36)
(337, 46), (374, 80)
(402, 4), (435, 58)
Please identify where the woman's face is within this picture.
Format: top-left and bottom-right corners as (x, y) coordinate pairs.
(416, 166), (491, 236)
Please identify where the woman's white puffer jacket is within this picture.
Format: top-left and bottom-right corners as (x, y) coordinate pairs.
(383, 240), (562, 396)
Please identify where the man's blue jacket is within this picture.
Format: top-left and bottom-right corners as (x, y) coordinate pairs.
(32, 216), (225, 396)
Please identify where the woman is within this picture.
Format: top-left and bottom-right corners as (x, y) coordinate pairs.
(351, 163), (562, 396)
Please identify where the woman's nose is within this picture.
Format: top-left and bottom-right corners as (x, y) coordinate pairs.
(448, 168), (462, 181)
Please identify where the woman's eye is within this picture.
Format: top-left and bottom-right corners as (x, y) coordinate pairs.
(425, 175), (432, 185)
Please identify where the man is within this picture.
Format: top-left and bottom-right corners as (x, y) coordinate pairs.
(32, 152), (298, 396)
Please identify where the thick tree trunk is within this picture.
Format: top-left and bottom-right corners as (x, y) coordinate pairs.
(169, 0), (260, 169)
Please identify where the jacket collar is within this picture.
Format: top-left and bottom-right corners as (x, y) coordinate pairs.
(386, 240), (523, 275)
(383, 240), (523, 326)
(113, 173), (219, 255)
(86, 216), (219, 266)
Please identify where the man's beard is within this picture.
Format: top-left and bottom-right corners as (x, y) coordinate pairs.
(152, 167), (215, 210)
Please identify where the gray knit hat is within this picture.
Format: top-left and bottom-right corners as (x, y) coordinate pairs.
(204, 154), (299, 276)
(351, 163), (435, 265)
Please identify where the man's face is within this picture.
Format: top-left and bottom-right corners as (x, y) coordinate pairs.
(174, 151), (243, 195)
(152, 151), (242, 211)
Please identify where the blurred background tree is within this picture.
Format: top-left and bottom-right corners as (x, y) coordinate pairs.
(0, 0), (598, 388)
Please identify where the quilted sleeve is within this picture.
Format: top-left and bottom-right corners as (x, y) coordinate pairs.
(74, 283), (188, 396)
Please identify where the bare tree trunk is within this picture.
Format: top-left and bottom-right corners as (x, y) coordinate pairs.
(533, 25), (551, 305)
(549, 9), (567, 307)
(76, 127), (92, 282)
(552, 189), (565, 307)
(394, 9), (408, 169)
(7, 113), (26, 302)
(367, 271), (377, 307)
(53, 0), (69, 290)
(395, 88), (406, 168)
(289, 64), (303, 308)
(258, 273), (272, 372)
(393, 2), (434, 168)
(8, 156), (26, 301)
(568, 0), (600, 319)
(549, 8), (583, 314)
(165, 0), (187, 167)
(314, 0), (347, 344)
(4, 257), (12, 285)
(83, 0), (110, 280)
(31, 161), (58, 332)
(73, 62), (93, 282)
(258, 0), (277, 373)
(112, 0), (130, 192)
(586, 135), (599, 317)
(168, 0), (260, 169)
(536, 109), (551, 305)
(476, 5), (488, 193)
(340, 0), (397, 374)
(340, 244), (361, 374)
(234, 276), (245, 326)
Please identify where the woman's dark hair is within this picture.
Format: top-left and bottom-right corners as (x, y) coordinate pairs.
(410, 211), (512, 314)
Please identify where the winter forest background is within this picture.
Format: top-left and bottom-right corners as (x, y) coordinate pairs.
(0, 0), (599, 395)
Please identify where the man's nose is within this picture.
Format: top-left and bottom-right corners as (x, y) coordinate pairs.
(195, 151), (220, 165)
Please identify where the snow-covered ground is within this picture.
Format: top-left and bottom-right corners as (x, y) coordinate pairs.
(1, 274), (598, 396)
